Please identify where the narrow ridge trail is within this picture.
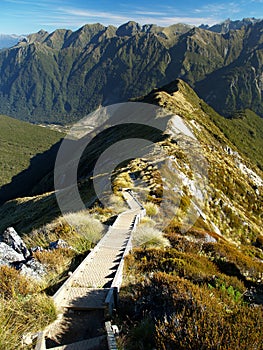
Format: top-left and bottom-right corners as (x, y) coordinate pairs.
(36, 189), (145, 350)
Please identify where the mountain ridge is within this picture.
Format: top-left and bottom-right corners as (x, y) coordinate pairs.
(0, 18), (262, 124)
(0, 78), (262, 348)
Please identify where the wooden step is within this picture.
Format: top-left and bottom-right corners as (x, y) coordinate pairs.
(50, 335), (107, 349)
(59, 288), (109, 310)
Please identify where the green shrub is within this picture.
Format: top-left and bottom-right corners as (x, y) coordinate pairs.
(155, 304), (263, 350)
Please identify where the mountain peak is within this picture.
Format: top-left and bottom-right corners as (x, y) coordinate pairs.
(203, 17), (261, 33)
(116, 21), (141, 36)
(26, 29), (49, 43)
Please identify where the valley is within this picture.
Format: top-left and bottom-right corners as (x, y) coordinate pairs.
(0, 14), (262, 350)
(0, 78), (262, 349)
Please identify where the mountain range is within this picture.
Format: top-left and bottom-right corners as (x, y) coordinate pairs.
(0, 18), (262, 124)
(0, 34), (24, 49)
(0, 76), (262, 348)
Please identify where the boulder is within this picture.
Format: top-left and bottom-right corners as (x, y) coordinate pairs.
(31, 246), (44, 253)
(0, 242), (25, 266)
(204, 233), (217, 243)
(20, 258), (46, 281)
(2, 227), (30, 258)
(49, 239), (69, 250)
(0, 228), (46, 281)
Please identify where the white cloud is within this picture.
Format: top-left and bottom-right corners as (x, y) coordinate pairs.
(133, 10), (169, 16)
(6, 1), (255, 34)
(60, 8), (129, 22)
(44, 6), (219, 29)
(194, 1), (243, 15)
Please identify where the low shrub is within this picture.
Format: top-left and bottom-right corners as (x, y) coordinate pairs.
(202, 241), (263, 282)
(155, 304), (263, 350)
(126, 318), (155, 350)
(128, 248), (218, 284)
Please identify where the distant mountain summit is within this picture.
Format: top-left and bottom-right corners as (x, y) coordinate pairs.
(0, 18), (262, 124)
(200, 17), (261, 33)
(0, 34), (25, 49)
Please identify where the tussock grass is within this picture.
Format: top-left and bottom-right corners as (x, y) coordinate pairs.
(62, 211), (104, 245)
(25, 211), (104, 253)
(113, 172), (133, 193)
(0, 293), (56, 350)
(133, 227), (170, 249)
(0, 266), (39, 299)
(139, 216), (156, 227)
(108, 194), (127, 213)
(24, 211), (105, 287)
(144, 202), (159, 217)
(0, 266), (56, 350)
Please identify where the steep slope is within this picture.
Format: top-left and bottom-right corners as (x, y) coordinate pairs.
(114, 79), (263, 350)
(0, 114), (63, 189)
(0, 79), (262, 349)
(201, 106), (263, 171)
(196, 20), (263, 117)
(132, 80), (263, 246)
(200, 17), (261, 33)
(0, 20), (262, 123)
(0, 79), (262, 246)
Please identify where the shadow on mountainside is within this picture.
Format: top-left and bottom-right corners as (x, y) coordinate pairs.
(0, 139), (66, 205)
(0, 117), (167, 212)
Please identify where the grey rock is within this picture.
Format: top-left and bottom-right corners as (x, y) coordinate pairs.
(0, 231), (46, 281)
(20, 258), (46, 281)
(31, 246), (44, 253)
(49, 239), (69, 250)
(2, 227), (30, 258)
(204, 233), (217, 243)
(0, 242), (25, 265)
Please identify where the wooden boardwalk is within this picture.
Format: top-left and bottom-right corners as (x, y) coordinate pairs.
(36, 190), (145, 350)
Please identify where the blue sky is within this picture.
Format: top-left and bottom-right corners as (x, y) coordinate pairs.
(0, 0), (262, 34)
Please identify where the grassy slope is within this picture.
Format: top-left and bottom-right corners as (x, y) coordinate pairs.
(113, 80), (263, 350)
(201, 105), (263, 171)
(0, 114), (63, 187)
(0, 79), (262, 348)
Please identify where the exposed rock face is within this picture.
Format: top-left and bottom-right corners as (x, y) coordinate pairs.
(0, 227), (46, 280)
(0, 242), (24, 266)
(19, 259), (46, 280)
(0, 227), (74, 281)
(2, 226), (30, 258)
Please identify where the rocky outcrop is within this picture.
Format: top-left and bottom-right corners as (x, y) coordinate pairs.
(0, 227), (46, 280)
(0, 242), (24, 266)
(0, 227), (75, 281)
(3, 226), (30, 258)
